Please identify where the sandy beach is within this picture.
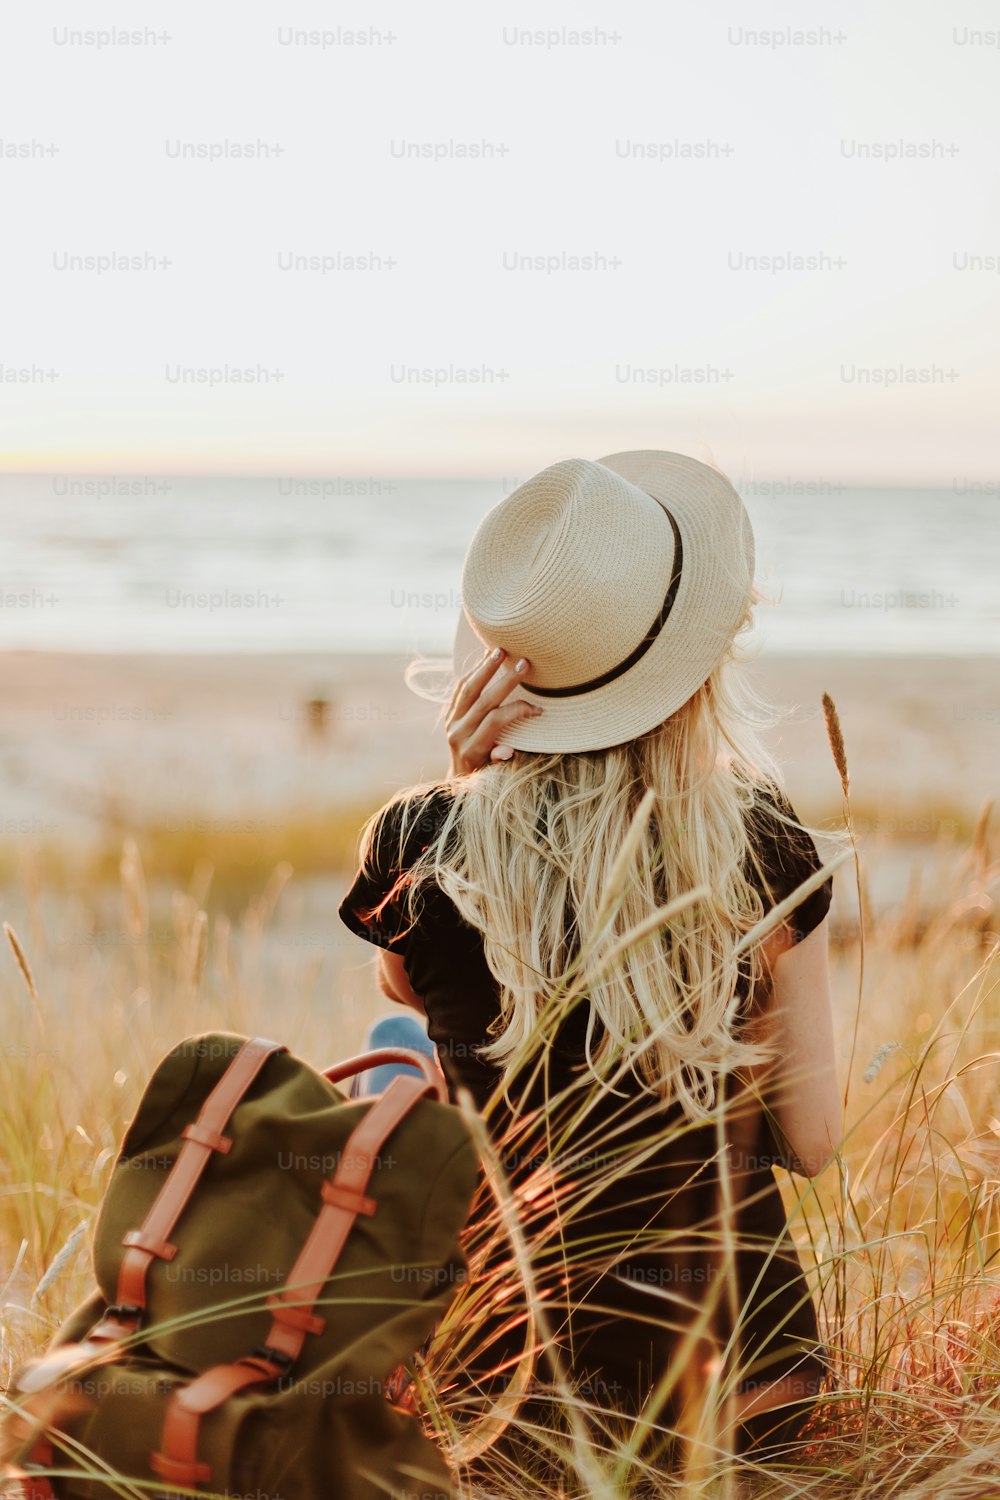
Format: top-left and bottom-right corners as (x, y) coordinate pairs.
(0, 643), (990, 1077)
(0, 649), (993, 843)
(0, 644), (991, 938)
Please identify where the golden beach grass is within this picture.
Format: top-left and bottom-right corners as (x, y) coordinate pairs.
(0, 706), (998, 1497)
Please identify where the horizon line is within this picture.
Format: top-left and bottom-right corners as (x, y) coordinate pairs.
(0, 467), (991, 491)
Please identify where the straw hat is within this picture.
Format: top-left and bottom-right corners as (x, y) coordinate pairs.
(452, 451), (755, 753)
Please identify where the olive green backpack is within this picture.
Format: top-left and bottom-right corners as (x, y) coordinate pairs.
(1, 1032), (480, 1500)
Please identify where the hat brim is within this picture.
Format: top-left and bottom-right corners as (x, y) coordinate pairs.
(452, 450), (755, 753)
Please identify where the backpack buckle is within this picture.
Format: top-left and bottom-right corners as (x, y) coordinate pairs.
(250, 1344), (293, 1374)
(101, 1303), (143, 1324)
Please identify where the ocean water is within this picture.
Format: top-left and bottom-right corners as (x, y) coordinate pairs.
(0, 475), (997, 656)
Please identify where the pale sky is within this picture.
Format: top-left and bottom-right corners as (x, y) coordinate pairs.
(1, 0), (997, 483)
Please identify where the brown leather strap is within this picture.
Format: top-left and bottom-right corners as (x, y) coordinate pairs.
(261, 1072), (436, 1363)
(324, 1046), (448, 1103)
(89, 1037), (285, 1343)
(182, 1120), (233, 1153)
(122, 1228), (178, 1261)
(152, 1071), (439, 1487)
(320, 1181), (376, 1215)
(151, 1355), (283, 1487)
(264, 1296), (325, 1336)
(84, 1311), (142, 1344)
(1, 1463), (57, 1500)
(2, 1436), (57, 1499)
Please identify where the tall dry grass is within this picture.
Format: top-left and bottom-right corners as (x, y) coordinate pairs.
(0, 718), (998, 1498)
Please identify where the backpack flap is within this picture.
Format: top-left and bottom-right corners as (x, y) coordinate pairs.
(90, 1033), (478, 1385)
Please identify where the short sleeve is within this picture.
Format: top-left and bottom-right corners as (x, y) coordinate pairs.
(337, 791), (450, 955)
(745, 786), (833, 946)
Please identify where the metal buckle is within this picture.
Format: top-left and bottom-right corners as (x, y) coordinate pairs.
(250, 1344), (293, 1373)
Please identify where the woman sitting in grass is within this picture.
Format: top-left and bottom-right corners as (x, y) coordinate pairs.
(338, 451), (842, 1472)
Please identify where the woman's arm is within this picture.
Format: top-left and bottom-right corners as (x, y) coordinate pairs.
(376, 949), (427, 1018)
(754, 916), (842, 1178)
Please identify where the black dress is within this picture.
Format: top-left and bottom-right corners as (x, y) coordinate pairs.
(338, 782), (833, 1454)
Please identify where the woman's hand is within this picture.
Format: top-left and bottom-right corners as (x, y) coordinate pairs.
(445, 648), (542, 776)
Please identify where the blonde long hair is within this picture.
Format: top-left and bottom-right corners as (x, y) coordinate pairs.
(359, 612), (802, 1124)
